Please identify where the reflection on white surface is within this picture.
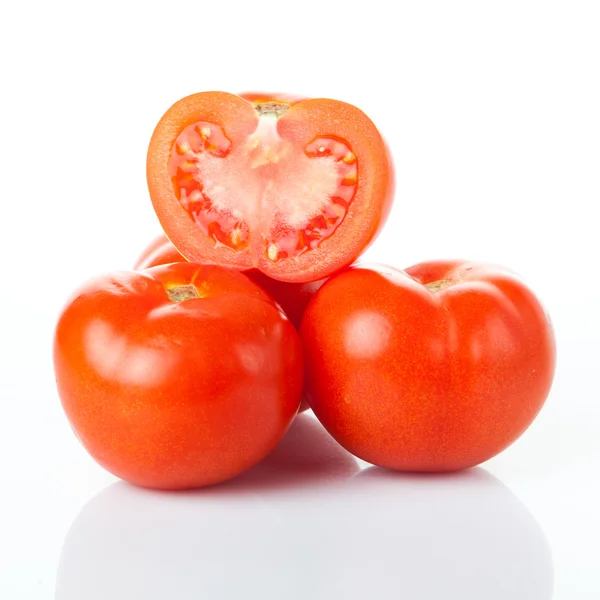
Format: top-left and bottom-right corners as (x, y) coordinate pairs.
(55, 417), (553, 600)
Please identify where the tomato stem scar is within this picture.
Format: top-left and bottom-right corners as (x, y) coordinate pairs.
(166, 284), (200, 302)
(425, 278), (453, 292)
(254, 102), (291, 117)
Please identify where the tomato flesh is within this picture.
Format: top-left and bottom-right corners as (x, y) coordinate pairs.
(147, 92), (393, 283)
(169, 106), (358, 261)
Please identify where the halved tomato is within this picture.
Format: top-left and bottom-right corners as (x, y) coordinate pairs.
(147, 92), (393, 283)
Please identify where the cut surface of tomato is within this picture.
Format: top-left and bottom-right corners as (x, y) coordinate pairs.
(147, 92), (393, 282)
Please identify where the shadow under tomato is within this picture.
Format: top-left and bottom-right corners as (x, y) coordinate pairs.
(55, 458), (553, 600)
(199, 413), (360, 494)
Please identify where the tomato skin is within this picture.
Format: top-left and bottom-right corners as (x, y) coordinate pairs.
(147, 91), (394, 283)
(132, 235), (184, 270)
(239, 91), (308, 106)
(301, 261), (556, 471)
(53, 263), (303, 489)
(245, 270), (325, 331)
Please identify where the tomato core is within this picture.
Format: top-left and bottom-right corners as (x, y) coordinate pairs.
(168, 103), (358, 263)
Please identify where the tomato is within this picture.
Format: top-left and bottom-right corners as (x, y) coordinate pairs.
(134, 235), (325, 414)
(53, 262), (303, 489)
(245, 269), (325, 332)
(132, 234), (184, 270)
(301, 261), (556, 471)
(146, 91), (393, 283)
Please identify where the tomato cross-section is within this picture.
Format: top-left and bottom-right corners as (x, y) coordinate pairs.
(147, 92), (393, 283)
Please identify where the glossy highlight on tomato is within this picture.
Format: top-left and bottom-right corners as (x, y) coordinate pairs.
(147, 91), (393, 283)
(53, 262), (303, 489)
(301, 261), (556, 472)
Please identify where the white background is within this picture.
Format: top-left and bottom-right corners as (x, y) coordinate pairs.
(1, 1), (599, 598)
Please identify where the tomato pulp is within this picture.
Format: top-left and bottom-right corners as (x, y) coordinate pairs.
(147, 92), (393, 283)
(301, 261), (556, 471)
(54, 263), (303, 489)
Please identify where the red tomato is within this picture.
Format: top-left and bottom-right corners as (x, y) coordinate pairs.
(301, 261), (556, 471)
(132, 234), (184, 270)
(134, 235), (325, 412)
(245, 270), (325, 332)
(54, 262), (303, 489)
(146, 91), (393, 283)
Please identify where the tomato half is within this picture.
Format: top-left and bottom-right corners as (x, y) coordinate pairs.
(146, 91), (393, 283)
(54, 262), (303, 489)
(301, 261), (556, 471)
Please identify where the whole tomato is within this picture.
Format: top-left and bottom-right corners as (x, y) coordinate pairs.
(301, 261), (556, 471)
(147, 91), (393, 283)
(54, 262), (303, 489)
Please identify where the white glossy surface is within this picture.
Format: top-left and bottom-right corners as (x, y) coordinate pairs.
(56, 427), (553, 600)
(1, 1), (599, 598)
